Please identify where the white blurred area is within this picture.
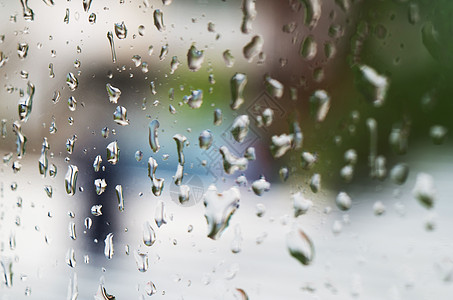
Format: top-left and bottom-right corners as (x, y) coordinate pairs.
(1, 1), (453, 300)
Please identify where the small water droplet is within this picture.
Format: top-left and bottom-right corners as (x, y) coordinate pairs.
(64, 165), (78, 195)
(106, 141), (120, 165)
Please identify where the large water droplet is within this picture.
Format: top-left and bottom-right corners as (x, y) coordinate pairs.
(241, 0), (257, 34)
(114, 22), (127, 39)
(354, 65), (389, 107)
(231, 115), (250, 143)
(143, 221), (156, 246)
(113, 106), (130, 126)
(106, 84), (121, 103)
(413, 173), (435, 209)
(66, 72), (78, 91)
(300, 35), (317, 60)
(264, 76), (284, 99)
(115, 185), (124, 212)
(390, 163), (409, 185)
(243, 35), (263, 62)
(173, 134), (187, 165)
(134, 251), (149, 272)
(199, 130), (213, 150)
(300, 0), (321, 29)
(104, 233), (114, 259)
(187, 45), (204, 71)
(287, 227), (315, 265)
(94, 178), (107, 195)
(310, 90), (330, 122)
(148, 120), (160, 153)
(106, 31), (117, 63)
(106, 141), (120, 165)
(230, 73), (247, 110)
(251, 176), (270, 196)
(203, 185), (240, 240)
(185, 89), (204, 109)
(219, 146), (248, 174)
(336, 191), (352, 211)
(153, 9), (165, 31)
(292, 192), (313, 217)
(18, 81), (35, 122)
(64, 165), (78, 195)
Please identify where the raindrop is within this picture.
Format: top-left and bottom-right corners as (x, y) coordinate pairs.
(336, 191), (352, 211)
(17, 43), (29, 59)
(300, 0), (321, 29)
(292, 192), (313, 217)
(231, 115), (250, 143)
(354, 65), (389, 107)
(219, 146), (248, 174)
(243, 35), (263, 62)
(199, 130), (213, 150)
(134, 251), (149, 272)
(18, 81), (35, 122)
(94, 179), (107, 195)
(310, 173), (321, 193)
(149, 120), (160, 153)
(66, 72), (78, 91)
(153, 9), (165, 31)
(159, 44), (169, 61)
(88, 13), (96, 24)
(114, 21), (127, 39)
(390, 163), (409, 185)
(106, 84), (121, 103)
(241, 0), (257, 34)
(64, 165), (78, 195)
(203, 185), (240, 240)
(106, 141), (120, 165)
(310, 90), (330, 122)
(107, 31), (117, 63)
(214, 108), (222, 125)
(154, 200), (167, 227)
(91, 205), (103, 216)
(223, 50), (235, 67)
(145, 281), (157, 295)
(93, 155), (102, 172)
(300, 35), (317, 60)
(20, 0), (34, 21)
(187, 45), (204, 71)
(251, 176), (270, 196)
(104, 233), (114, 259)
(287, 227), (315, 265)
(143, 221), (156, 246)
(68, 221), (76, 240)
(113, 106), (130, 126)
(64, 8), (70, 24)
(264, 76), (284, 99)
(66, 248), (76, 268)
(170, 56), (181, 74)
(413, 173), (435, 209)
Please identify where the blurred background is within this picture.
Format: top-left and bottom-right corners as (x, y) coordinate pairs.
(1, 0), (453, 299)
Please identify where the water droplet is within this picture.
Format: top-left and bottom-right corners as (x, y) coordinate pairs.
(114, 21), (127, 39)
(17, 43), (29, 59)
(64, 165), (78, 195)
(310, 173), (321, 193)
(213, 108), (223, 126)
(148, 157), (165, 196)
(223, 50), (235, 67)
(85, 217), (92, 229)
(241, 0), (257, 34)
(231, 115), (250, 143)
(67, 96), (77, 112)
(293, 192), (312, 217)
(13, 121), (27, 158)
(106, 84), (121, 103)
(231, 225), (242, 253)
(270, 134), (293, 158)
(134, 251), (149, 272)
(65, 135), (77, 154)
(187, 45), (204, 72)
(143, 221), (156, 246)
(49, 163), (57, 177)
(138, 25), (145, 36)
(390, 163), (409, 185)
(44, 185), (53, 198)
(148, 120), (160, 153)
(145, 281), (157, 295)
(89, 13), (96, 24)
(106, 141), (120, 165)
(408, 3), (420, 25)
(83, 0), (93, 12)
(20, 0), (34, 21)
(203, 185), (240, 240)
(63, 8), (70, 24)
(104, 233), (114, 259)
(310, 90), (330, 122)
(336, 191), (352, 211)
(92, 155), (102, 172)
(287, 227), (315, 265)
(230, 73), (247, 110)
(413, 173), (435, 209)
(373, 201), (386, 216)
(199, 130), (213, 150)
(169, 56), (181, 74)
(159, 44), (169, 61)
(94, 178), (107, 195)
(243, 35), (263, 62)
(300, 0), (321, 29)
(154, 200), (167, 227)
(251, 176), (270, 196)
(430, 125), (448, 145)
(354, 65), (389, 107)
(101, 127), (109, 138)
(219, 146), (248, 174)
(66, 72), (78, 91)
(106, 31), (117, 63)
(18, 81), (35, 122)
(68, 221), (76, 240)
(153, 9), (165, 31)
(66, 248), (76, 267)
(264, 76), (284, 99)
(178, 185), (190, 204)
(38, 137), (49, 176)
(94, 282), (115, 300)
(91, 204), (103, 216)
(174, 163), (184, 185)
(173, 134), (187, 165)
(112, 106), (130, 126)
